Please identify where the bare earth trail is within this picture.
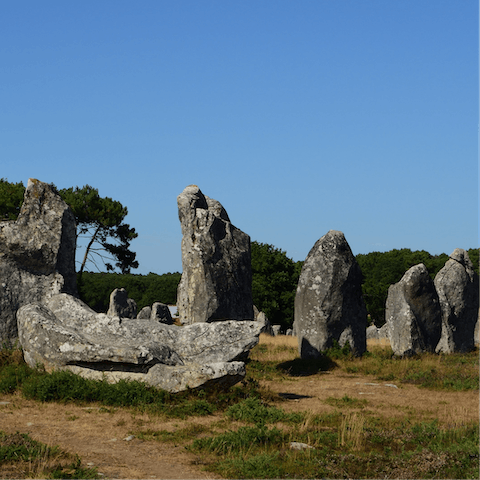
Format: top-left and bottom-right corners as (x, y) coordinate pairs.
(1, 369), (478, 479)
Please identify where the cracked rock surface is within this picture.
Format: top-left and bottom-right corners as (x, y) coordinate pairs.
(18, 293), (263, 392)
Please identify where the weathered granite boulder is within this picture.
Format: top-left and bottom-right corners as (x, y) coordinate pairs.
(17, 293), (263, 392)
(272, 325), (282, 336)
(293, 230), (367, 358)
(434, 249), (479, 353)
(151, 302), (174, 324)
(256, 311), (274, 335)
(0, 179), (77, 344)
(137, 306), (152, 319)
(176, 185), (253, 324)
(385, 263), (442, 356)
(107, 288), (137, 319)
(366, 325), (380, 340)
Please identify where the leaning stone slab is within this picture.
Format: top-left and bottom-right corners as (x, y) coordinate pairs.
(293, 230), (367, 357)
(385, 263), (441, 356)
(176, 185), (253, 324)
(0, 179), (77, 345)
(434, 249), (479, 353)
(17, 293), (263, 392)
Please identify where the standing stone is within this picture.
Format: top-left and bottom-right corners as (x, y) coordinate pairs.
(385, 263), (442, 356)
(0, 179), (77, 344)
(107, 288), (137, 319)
(434, 249), (479, 353)
(176, 185), (253, 324)
(293, 230), (367, 358)
(151, 302), (174, 324)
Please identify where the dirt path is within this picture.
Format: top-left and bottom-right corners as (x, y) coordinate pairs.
(0, 392), (221, 479)
(1, 371), (478, 479)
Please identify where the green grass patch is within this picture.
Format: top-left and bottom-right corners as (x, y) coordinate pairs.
(133, 423), (210, 443)
(191, 424), (285, 454)
(225, 397), (304, 424)
(324, 394), (369, 409)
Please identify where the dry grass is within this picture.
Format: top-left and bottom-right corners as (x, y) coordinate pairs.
(250, 334), (298, 363)
(339, 412), (366, 451)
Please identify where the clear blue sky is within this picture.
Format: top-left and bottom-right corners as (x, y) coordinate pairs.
(2, 1), (478, 275)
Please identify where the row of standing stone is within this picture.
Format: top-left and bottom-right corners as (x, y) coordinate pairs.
(177, 186), (479, 358)
(292, 231), (478, 358)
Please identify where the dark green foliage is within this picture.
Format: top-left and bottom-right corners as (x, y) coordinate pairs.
(78, 271), (181, 312)
(0, 179), (138, 275)
(0, 178), (25, 220)
(59, 185), (138, 275)
(356, 248), (451, 326)
(0, 363), (36, 394)
(0, 431), (49, 462)
(467, 248), (479, 274)
(251, 241), (302, 330)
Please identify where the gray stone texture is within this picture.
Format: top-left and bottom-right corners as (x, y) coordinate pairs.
(0, 179), (77, 344)
(151, 302), (174, 324)
(107, 288), (137, 319)
(17, 292), (263, 392)
(366, 325), (380, 340)
(293, 230), (367, 358)
(385, 263), (442, 356)
(434, 249), (479, 353)
(137, 306), (152, 319)
(176, 185), (253, 324)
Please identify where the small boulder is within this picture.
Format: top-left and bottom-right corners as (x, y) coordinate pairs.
(151, 302), (174, 324)
(366, 325), (380, 340)
(107, 288), (137, 319)
(137, 306), (152, 319)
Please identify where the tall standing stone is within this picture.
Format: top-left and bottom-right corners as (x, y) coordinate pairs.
(0, 179), (77, 344)
(177, 185), (253, 324)
(434, 249), (479, 353)
(385, 263), (442, 356)
(293, 230), (367, 358)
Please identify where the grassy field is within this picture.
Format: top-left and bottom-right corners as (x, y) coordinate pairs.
(0, 335), (478, 479)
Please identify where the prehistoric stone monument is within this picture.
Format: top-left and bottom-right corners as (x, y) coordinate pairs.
(0, 179), (77, 345)
(17, 293), (263, 392)
(176, 185), (254, 324)
(5, 179), (263, 392)
(385, 263), (442, 356)
(107, 288), (137, 319)
(434, 249), (479, 353)
(293, 230), (367, 358)
(150, 302), (174, 324)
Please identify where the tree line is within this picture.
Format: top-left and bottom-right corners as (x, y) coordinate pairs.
(1, 179), (478, 328)
(75, 244), (479, 330)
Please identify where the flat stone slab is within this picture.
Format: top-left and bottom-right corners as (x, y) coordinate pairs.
(17, 293), (263, 393)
